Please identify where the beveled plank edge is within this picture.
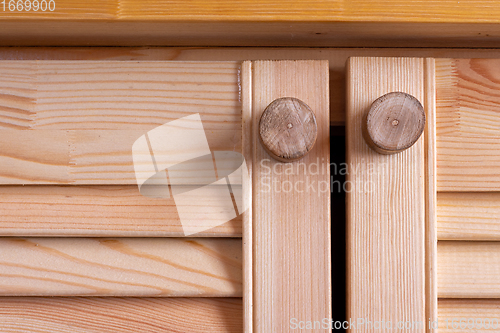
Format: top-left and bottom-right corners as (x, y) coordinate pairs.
(241, 60), (253, 333)
(3, 21), (500, 49)
(425, 58), (438, 333)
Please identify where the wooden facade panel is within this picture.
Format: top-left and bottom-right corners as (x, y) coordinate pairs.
(347, 57), (433, 330)
(436, 58), (500, 191)
(438, 192), (500, 241)
(0, 185), (241, 237)
(0, 297), (243, 333)
(244, 60), (331, 332)
(0, 238), (242, 297)
(438, 241), (500, 298)
(439, 299), (500, 333)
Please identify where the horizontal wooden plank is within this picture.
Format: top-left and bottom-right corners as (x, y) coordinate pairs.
(2, 23), (500, 49)
(436, 58), (500, 191)
(438, 241), (500, 298)
(0, 129), (240, 185)
(2, 3), (500, 48)
(438, 192), (500, 241)
(438, 299), (500, 332)
(3, 0), (500, 22)
(0, 297), (242, 333)
(1, 49), (500, 127)
(436, 59), (500, 138)
(437, 136), (500, 191)
(0, 238), (242, 296)
(0, 185), (241, 237)
(0, 60), (241, 131)
(0, 60), (242, 185)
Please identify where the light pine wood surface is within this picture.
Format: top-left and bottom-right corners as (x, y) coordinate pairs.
(241, 60), (253, 333)
(347, 57), (429, 331)
(0, 56), (497, 192)
(0, 129), (240, 185)
(438, 192), (500, 241)
(424, 58), (439, 331)
(0, 297), (243, 332)
(0, 185), (240, 237)
(0, 238), (242, 297)
(0, 61), (241, 131)
(438, 241), (500, 298)
(438, 299), (500, 332)
(2, 46), (500, 126)
(0, 46), (492, 127)
(244, 60), (330, 332)
(1, 49), (500, 329)
(436, 58), (500, 191)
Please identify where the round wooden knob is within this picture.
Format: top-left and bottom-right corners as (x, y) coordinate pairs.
(363, 92), (425, 154)
(259, 97), (317, 162)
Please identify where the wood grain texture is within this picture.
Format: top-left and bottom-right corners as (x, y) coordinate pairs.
(0, 129), (240, 185)
(245, 60), (330, 332)
(0, 297), (243, 333)
(5, 0), (500, 22)
(0, 60), (241, 131)
(364, 92), (426, 154)
(0, 185), (240, 237)
(0, 238), (242, 296)
(346, 57), (427, 330)
(3, 3), (500, 47)
(438, 241), (500, 298)
(1, 49), (500, 127)
(3, 46), (500, 127)
(437, 136), (500, 191)
(438, 192), (500, 241)
(0, 54), (499, 193)
(258, 97), (317, 162)
(0, 60), (241, 185)
(424, 59), (438, 333)
(2, 49), (500, 236)
(241, 60), (253, 333)
(438, 299), (500, 332)
(436, 58), (500, 191)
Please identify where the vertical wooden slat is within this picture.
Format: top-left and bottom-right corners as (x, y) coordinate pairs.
(241, 60), (254, 333)
(424, 58), (438, 332)
(243, 60), (330, 332)
(346, 57), (426, 331)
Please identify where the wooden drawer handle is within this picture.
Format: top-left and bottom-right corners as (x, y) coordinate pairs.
(363, 91), (425, 154)
(258, 97), (317, 162)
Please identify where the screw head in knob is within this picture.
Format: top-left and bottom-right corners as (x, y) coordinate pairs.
(259, 97), (318, 162)
(363, 92), (426, 155)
